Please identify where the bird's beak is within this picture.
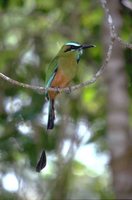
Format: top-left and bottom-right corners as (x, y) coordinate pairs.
(81, 44), (96, 49)
(77, 44), (95, 55)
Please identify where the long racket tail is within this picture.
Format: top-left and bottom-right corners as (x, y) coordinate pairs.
(47, 99), (55, 129)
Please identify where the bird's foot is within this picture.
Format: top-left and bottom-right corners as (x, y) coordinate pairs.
(56, 87), (60, 93)
(65, 86), (71, 94)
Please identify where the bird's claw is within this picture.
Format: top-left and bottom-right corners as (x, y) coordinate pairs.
(56, 87), (60, 93)
(65, 87), (71, 94)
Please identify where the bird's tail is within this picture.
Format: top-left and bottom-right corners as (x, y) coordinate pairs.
(36, 150), (46, 172)
(47, 99), (55, 129)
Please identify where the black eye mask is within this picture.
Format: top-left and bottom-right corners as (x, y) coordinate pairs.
(64, 45), (81, 52)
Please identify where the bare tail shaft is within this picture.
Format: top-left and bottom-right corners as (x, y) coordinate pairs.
(47, 99), (55, 129)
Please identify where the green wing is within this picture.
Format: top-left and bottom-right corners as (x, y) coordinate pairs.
(45, 56), (58, 87)
(45, 56), (58, 99)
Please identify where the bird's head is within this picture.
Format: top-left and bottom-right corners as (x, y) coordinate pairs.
(58, 42), (95, 63)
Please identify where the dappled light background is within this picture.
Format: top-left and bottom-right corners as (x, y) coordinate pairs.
(0, 0), (132, 200)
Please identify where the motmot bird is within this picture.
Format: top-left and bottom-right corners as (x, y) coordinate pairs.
(45, 42), (95, 129)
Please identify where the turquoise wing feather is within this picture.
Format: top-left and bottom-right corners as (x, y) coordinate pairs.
(45, 56), (58, 98)
(45, 56), (58, 86)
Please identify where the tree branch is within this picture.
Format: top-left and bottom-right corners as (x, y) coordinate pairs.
(100, 0), (132, 50)
(116, 36), (132, 49)
(0, 72), (45, 92)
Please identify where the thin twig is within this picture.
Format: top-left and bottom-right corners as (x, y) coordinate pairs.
(0, 72), (45, 92)
(100, 0), (132, 49)
(116, 36), (132, 49)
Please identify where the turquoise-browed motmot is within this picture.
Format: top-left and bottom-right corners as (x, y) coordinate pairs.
(45, 42), (95, 129)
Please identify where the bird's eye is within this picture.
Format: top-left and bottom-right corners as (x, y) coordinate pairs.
(64, 45), (80, 52)
(64, 46), (72, 52)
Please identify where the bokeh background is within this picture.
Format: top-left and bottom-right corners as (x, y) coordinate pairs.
(0, 0), (132, 199)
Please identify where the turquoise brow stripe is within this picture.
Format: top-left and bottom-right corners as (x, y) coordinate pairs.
(65, 42), (80, 46)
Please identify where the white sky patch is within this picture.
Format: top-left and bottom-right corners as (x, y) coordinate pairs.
(4, 97), (22, 114)
(21, 47), (40, 66)
(17, 121), (32, 135)
(76, 121), (91, 144)
(75, 120), (108, 174)
(3, 94), (32, 114)
(61, 139), (74, 157)
(61, 120), (109, 175)
(2, 172), (19, 192)
(75, 144), (109, 175)
(62, 121), (109, 175)
(36, 102), (49, 126)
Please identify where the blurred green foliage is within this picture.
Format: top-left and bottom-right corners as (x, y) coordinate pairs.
(0, 0), (131, 199)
